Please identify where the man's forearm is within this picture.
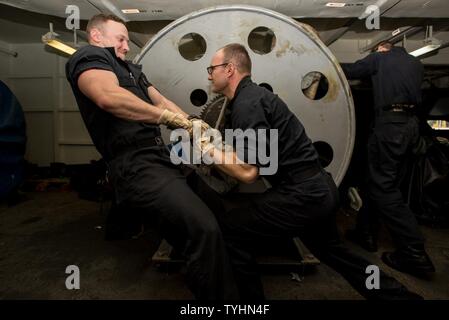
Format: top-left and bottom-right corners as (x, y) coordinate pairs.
(162, 99), (188, 118)
(99, 87), (164, 123)
(208, 148), (259, 184)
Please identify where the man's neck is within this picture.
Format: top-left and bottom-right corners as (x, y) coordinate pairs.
(223, 74), (249, 99)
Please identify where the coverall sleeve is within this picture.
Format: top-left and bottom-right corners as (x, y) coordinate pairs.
(340, 53), (378, 80)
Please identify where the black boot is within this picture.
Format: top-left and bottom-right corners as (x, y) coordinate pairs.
(345, 229), (378, 252)
(382, 245), (435, 277)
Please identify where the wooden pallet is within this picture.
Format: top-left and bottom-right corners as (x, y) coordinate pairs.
(152, 237), (320, 270)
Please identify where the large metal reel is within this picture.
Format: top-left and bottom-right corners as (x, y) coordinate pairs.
(135, 5), (355, 186)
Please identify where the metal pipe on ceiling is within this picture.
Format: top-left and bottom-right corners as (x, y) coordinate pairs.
(359, 26), (424, 53)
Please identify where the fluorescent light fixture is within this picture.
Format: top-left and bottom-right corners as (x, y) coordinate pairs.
(44, 39), (77, 55)
(122, 9), (141, 14)
(42, 23), (76, 55)
(101, 0), (129, 22)
(326, 2), (346, 7)
(410, 41), (441, 57)
(410, 25), (442, 57)
(410, 42), (441, 57)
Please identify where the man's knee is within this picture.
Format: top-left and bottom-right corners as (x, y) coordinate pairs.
(175, 204), (223, 240)
(198, 219), (222, 240)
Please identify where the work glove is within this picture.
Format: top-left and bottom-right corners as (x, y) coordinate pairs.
(191, 119), (217, 159)
(191, 121), (238, 168)
(158, 110), (211, 138)
(157, 109), (192, 131)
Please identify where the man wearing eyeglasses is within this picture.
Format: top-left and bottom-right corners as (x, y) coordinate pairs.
(196, 43), (422, 300)
(66, 14), (239, 300)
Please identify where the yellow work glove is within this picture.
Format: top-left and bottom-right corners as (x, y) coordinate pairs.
(157, 109), (192, 131)
(191, 120), (228, 166)
(190, 119), (211, 136)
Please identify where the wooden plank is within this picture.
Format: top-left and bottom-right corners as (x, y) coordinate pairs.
(292, 237), (320, 265)
(152, 237), (320, 268)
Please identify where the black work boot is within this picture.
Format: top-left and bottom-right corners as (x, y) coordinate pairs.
(345, 229), (378, 252)
(382, 245), (435, 277)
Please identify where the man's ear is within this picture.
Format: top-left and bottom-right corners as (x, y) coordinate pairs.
(227, 62), (235, 78)
(90, 28), (102, 44)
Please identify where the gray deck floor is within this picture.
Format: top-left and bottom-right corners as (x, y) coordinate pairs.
(1, 191), (448, 300)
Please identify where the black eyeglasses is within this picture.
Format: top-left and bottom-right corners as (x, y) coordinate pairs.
(207, 62), (229, 75)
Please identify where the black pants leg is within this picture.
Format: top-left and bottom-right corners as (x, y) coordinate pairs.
(194, 172), (337, 298)
(302, 214), (412, 300)
(151, 180), (238, 300)
(366, 114), (425, 248)
(355, 191), (380, 236)
(194, 171), (415, 299)
(110, 150), (239, 300)
(188, 174), (267, 299)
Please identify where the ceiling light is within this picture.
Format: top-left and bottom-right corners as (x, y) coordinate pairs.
(101, 0), (129, 22)
(326, 2), (346, 7)
(410, 25), (442, 58)
(42, 23), (76, 55)
(409, 39), (441, 57)
(43, 39), (77, 55)
(121, 9), (141, 14)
